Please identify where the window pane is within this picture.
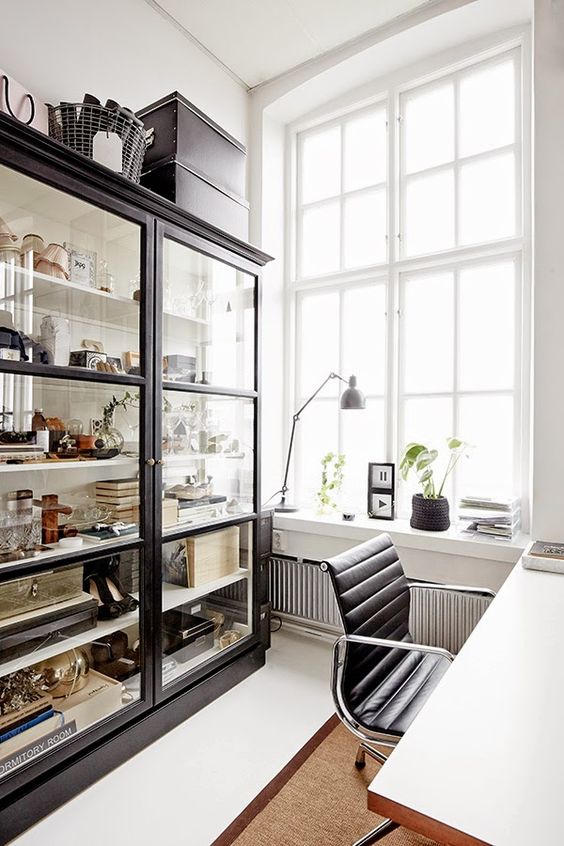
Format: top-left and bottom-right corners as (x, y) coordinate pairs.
(459, 152), (516, 246)
(459, 59), (515, 158)
(458, 261), (515, 391)
(403, 82), (454, 174)
(343, 189), (386, 268)
(301, 201), (340, 277)
(399, 397), (454, 512)
(298, 291), (339, 397)
(300, 125), (341, 203)
(341, 398), (385, 509)
(457, 395), (514, 497)
(344, 109), (387, 191)
(404, 169), (455, 256)
(343, 284), (387, 395)
(295, 399), (339, 506)
(402, 272), (454, 394)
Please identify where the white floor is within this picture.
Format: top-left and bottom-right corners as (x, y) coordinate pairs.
(12, 629), (335, 846)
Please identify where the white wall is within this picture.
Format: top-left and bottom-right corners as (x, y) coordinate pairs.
(531, 0), (564, 542)
(0, 0), (248, 146)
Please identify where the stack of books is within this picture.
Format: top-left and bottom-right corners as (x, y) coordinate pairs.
(458, 496), (520, 540)
(523, 540), (564, 574)
(96, 478), (140, 523)
(0, 692), (54, 746)
(172, 495), (227, 527)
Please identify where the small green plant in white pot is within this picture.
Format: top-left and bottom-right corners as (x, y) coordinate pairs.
(399, 438), (469, 531)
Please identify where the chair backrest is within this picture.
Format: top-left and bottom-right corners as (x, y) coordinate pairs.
(322, 534), (412, 712)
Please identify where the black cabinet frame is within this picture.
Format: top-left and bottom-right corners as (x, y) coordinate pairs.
(0, 113), (272, 843)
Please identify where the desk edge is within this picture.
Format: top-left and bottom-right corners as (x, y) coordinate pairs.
(368, 792), (493, 846)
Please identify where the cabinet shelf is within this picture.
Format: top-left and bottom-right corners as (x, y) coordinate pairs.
(0, 604), (141, 678)
(162, 569), (249, 612)
(0, 455), (138, 473)
(0, 533), (140, 575)
(0, 359), (144, 386)
(162, 452), (245, 465)
(162, 308), (208, 326)
(0, 263), (140, 326)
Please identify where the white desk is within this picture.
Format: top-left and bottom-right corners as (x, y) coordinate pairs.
(368, 560), (564, 846)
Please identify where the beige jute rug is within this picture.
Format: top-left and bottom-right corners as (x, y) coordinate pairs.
(213, 715), (438, 846)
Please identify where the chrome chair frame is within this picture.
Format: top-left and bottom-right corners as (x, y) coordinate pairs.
(330, 581), (495, 846)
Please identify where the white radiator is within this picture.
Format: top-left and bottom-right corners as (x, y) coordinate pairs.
(268, 556), (492, 652)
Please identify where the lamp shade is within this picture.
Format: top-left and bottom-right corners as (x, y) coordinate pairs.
(340, 375), (365, 409)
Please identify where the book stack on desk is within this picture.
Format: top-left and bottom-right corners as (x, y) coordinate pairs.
(95, 478), (140, 523)
(457, 496), (520, 540)
(523, 540), (564, 574)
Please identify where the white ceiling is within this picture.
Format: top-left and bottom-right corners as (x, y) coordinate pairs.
(151, 0), (440, 88)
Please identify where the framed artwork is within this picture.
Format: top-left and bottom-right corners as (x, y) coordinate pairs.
(367, 462), (395, 520)
(64, 243), (97, 288)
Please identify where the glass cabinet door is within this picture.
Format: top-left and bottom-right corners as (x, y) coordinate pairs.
(160, 521), (253, 689)
(158, 234), (258, 693)
(0, 163), (150, 782)
(0, 164), (141, 378)
(162, 237), (255, 390)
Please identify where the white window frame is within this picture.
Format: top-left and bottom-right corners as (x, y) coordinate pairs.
(288, 36), (531, 527)
(295, 102), (389, 282)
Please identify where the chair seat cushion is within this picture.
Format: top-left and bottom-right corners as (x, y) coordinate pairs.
(349, 647), (450, 736)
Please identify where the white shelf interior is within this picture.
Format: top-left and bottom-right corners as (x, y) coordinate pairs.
(162, 569), (249, 612)
(0, 456), (139, 473)
(0, 533), (140, 575)
(0, 263), (140, 327)
(0, 603), (141, 678)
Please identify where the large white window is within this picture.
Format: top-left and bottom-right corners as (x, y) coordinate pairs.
(291, 46), (528, 516)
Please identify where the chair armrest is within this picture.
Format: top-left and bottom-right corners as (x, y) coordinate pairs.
(336, 633), (454, 662)
(408, 582), (496, 600)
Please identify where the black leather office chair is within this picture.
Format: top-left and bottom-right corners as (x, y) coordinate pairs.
(321, 533), (495, 846)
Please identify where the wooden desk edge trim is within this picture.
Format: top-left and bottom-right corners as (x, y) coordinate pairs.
(368, 793), (493, 846)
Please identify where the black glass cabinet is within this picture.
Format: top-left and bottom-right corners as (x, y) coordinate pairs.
(0, 112), (271, 843)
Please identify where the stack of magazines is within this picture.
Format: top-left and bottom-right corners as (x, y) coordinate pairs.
(458, 496), (520, 540)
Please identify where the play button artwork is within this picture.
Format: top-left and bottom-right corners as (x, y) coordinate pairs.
(370, 493), (392, 518)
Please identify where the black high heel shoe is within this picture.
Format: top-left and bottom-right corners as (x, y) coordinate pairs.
(105, 573), (139, 614)
(85, 574), (122, 620)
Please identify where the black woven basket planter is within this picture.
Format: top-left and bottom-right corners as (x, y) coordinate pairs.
(410, 494), (450, 531)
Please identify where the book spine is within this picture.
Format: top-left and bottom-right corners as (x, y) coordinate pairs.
(0, 709), (54, 744)
(0, 699), (51, 733)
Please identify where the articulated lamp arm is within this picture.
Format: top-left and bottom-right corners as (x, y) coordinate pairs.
(277, 372), (350, 511)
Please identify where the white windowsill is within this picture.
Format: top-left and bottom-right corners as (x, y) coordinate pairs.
(273, 509), (529, 563)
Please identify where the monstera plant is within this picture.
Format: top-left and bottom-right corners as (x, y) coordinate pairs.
(399, 438), (470, 531)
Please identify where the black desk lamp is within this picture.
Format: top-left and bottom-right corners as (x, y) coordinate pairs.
(274, 372), (365, 513)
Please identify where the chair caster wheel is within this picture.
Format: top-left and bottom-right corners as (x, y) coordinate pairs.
(355, 760), (366, 770)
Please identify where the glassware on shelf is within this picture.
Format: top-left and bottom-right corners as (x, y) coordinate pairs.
(94, 423), (124, 459)
(97, 260), (114, 294)
(0, 489), (43, 561)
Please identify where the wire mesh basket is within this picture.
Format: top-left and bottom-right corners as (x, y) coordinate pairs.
(48, 102), (146, 183)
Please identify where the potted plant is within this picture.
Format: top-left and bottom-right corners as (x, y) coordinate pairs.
(315, 452), (345, 514)
(399, 438), (469, 531)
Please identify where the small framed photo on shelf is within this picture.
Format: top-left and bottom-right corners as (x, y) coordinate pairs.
(64, 243), (97, 288)
(367, 462), (395, 520)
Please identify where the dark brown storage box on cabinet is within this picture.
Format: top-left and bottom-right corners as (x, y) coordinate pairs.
(137, 92), (249, 240)
(0, 594), (98, 661)
(162, 607), (215, 663)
